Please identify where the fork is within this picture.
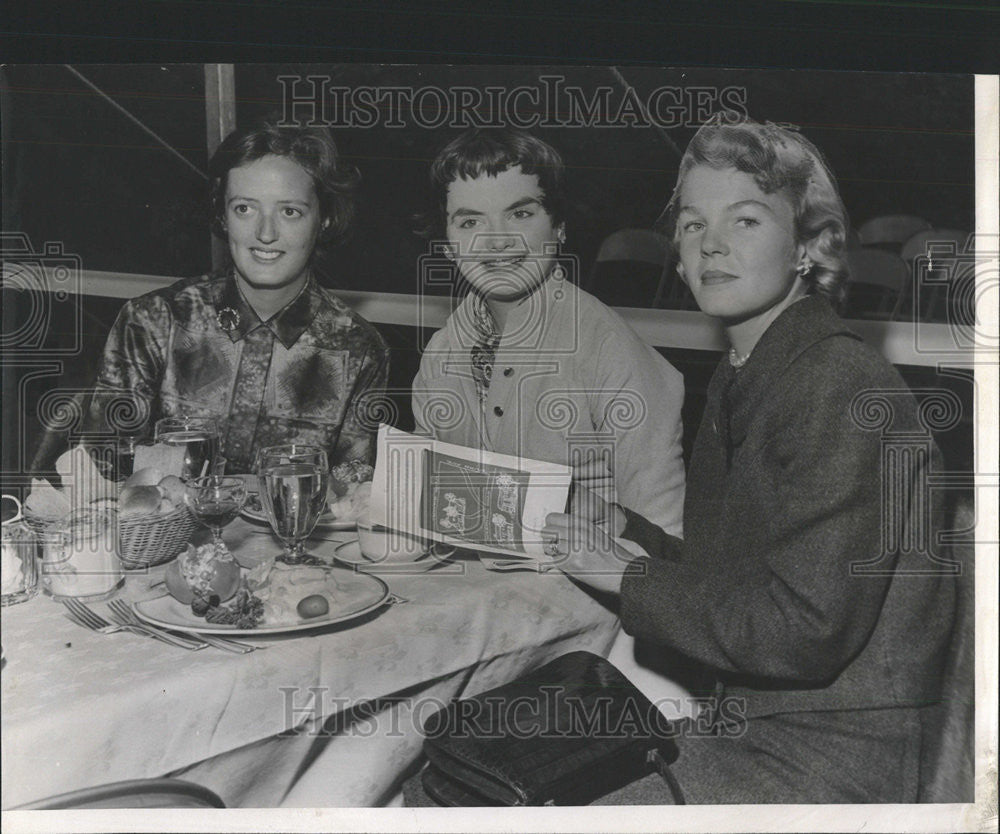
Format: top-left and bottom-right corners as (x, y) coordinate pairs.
(62, 598), (207, 651)
(481, 559), (560, 573)
(108, 600), (260, 654)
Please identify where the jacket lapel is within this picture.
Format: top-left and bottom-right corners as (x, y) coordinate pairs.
(721, 296), (863, 464)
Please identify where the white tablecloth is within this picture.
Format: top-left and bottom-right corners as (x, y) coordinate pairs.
(1, 521), (621, 808)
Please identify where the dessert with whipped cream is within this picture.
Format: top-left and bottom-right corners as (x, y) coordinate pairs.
(254, 562), (346, 624)
(328, 481), (372, 524)
(327, 461), (374, 523)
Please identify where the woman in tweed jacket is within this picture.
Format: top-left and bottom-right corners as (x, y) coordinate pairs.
(544, 116), (955, 803)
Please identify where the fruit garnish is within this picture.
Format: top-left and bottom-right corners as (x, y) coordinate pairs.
(297, 594), (330, 619)
(328, 460), (375, 498)
(165, 542), (241, 605)
(200, 587), (265, 629)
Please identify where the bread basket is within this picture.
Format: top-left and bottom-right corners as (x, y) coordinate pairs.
(24, 505), (198, 570)
(117, 506), (199, 568)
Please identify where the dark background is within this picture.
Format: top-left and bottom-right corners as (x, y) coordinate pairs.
(2, 1), (998, 72)
(1, 64), (978, 291)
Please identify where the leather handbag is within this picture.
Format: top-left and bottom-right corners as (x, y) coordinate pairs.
(419, 650), (683, 806)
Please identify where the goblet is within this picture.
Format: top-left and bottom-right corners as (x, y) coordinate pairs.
(154, 417), (220, 481)
(184, 475), (247, 555)
(257, 445), (329, 565)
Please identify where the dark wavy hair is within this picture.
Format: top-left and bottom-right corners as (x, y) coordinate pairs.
(658, 113), (850, 307)
(209, 119), (360, 249)
(417, 127), (566, 237)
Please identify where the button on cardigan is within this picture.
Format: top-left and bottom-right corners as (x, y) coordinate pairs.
(412, 277), (686, 536)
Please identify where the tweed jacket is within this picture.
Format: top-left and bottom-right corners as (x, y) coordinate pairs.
(619, 296), (955, 719)
(83, 272), (389, 474)
(412, 276), (686, 536)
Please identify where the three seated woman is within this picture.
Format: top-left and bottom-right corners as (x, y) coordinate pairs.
(55, 115), (954, 804)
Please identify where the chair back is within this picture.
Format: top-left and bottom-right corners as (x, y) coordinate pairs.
(593, 228), (671, 266)
(587, 228), (686, 309)
(858, 214), (931, 248)
(917, 495), (975, 802)
(844, 248), (910, 319)
(13, 777), (226, 810)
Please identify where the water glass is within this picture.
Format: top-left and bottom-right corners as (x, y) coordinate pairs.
(257, 445), (329, 565)
(38, 509), (122, 602)
(154, 416), (220, 481)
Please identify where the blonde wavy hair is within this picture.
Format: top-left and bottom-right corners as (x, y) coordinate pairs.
(658, 113), (850, 308)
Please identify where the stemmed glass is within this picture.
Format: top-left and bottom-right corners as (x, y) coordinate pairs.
(154, 417), (220, 481)
(257, 445), (330, 565)
(184, 475), (247, 556)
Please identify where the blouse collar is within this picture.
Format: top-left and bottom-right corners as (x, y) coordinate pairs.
(215, 272), (319, 349)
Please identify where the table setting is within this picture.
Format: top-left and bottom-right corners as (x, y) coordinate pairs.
(1, 434), (623, 808)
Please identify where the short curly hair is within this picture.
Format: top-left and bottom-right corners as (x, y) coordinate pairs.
(658, 113), (850, 307)
(209, 119), (360, 249)
(418, 127), (566, 238)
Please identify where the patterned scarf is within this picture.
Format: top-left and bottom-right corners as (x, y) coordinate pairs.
(469, 295), (501, 404)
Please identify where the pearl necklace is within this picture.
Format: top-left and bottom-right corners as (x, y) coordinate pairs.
(728, 347), (751, 369)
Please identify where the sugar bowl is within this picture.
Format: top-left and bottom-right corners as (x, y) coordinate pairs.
(1, 495), (39, 606)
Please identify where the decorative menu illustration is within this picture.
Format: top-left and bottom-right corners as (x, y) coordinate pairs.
(370, 425), (571, 557)
(421, 451), (531, 552)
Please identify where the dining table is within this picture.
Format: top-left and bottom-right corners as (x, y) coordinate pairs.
(1, 517), (624, 809)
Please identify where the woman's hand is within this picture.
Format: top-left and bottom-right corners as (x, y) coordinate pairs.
(569, 458), (626, 536)
(541, 511), (637, 595)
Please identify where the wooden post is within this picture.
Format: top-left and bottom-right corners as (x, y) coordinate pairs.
(205, 64), (236, 271)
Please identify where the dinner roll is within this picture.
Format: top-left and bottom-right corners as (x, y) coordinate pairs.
(119, 485), (162, 518)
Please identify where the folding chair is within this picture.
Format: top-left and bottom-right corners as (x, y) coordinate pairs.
(586, 228), (691, 309)
(12, 778), (226, 810)
(857, 214), (932, 251)
(917, 495), (975, 802)
(844, 248), (910, 320)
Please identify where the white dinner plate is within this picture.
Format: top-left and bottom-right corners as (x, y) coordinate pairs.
(132, 566), (389, 635)
(333, 539), (455, 573)
(240, 495), (356, 532)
